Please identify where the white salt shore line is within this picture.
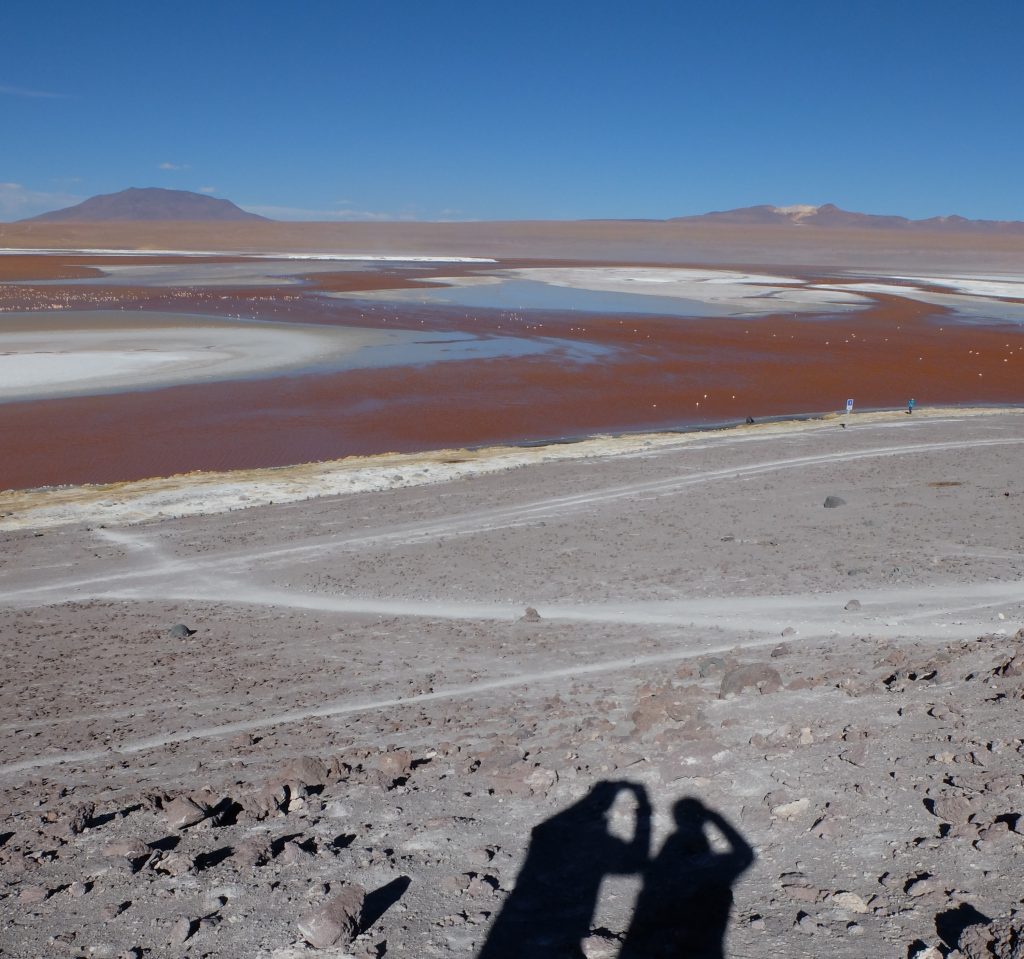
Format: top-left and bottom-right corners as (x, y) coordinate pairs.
(0, 320), (391, 401)
(1, 406), (1019, 531)
(500, 266), (871, 312)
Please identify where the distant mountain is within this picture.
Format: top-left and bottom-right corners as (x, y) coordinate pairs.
(670, 203), (1024, 234)
(20, 187), (268, 223)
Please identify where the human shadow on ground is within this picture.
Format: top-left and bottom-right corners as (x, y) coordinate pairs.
(477, 780), (650, 958)
(476, 783), (753, 959)
(619, 796), (755, 959)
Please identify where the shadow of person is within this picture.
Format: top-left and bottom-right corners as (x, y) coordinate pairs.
(619, 797), (754, 959)
(477, 780), (651, 958)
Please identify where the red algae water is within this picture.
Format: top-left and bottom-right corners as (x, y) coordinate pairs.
(1, 256), (1022, 489)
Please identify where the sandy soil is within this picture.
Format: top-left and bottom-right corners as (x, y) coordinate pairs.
(3, 220), (1024, 271)
(1, 410), (1023, 958)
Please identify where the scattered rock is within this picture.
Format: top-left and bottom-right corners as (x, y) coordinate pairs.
(164, 796), (207, 830)
(720, 664), (783, 699)
(771, 798), (811, 820)
(282, 840), (314, 865)
(824, 495), (846, 508)
(298, 883), (366, 949)
(232, 838), (271, 869)
(100, 901), (129, 920)
(169, 915), (196, 946)
(99, 840), (150, 871)
(282, 755), (329, 787)
(954, 915), (1024, 959)
(167, 623), (196, 638)
(67, 801), (95, 835)
(151, 850), (193, 877)
(248, 782), (289, 819)
(831, 891), (869, 914)
(927, 795), (978, 825)
(905, 875), (939, 898)
(844, 599), (861, 611)
(521, 606), (541, 622)
(372, 748), (414, 782)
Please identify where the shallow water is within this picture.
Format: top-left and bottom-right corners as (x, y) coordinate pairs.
(332, 278), (745, 317)
(3, 258), (1023, 490)
(21, 260), (374, 288)
(0, 310), (610, 403)
(331, 331), (610, 371)
(830, 283), (1024, 325)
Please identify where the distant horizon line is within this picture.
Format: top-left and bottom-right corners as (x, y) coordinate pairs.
(9, 187), (1024, 227)
(6, 185), (1024, 228)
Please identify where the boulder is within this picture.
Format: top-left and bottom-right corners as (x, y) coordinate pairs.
(282, 756), (329, 787)
(163, 796), (207, 830)
(298, 883), (366, 949)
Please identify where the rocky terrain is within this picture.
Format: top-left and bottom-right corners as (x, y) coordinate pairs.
(1, 410), (1023, 958)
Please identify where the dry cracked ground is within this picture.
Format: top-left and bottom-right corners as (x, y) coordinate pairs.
(1, 410), (1023, 959)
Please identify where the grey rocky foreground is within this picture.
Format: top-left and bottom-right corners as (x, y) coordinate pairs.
(1, 412), (1023, 957)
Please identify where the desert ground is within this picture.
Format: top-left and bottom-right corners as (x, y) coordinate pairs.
(4, 219), (1024, 271)
(2, 408), (1023, 958)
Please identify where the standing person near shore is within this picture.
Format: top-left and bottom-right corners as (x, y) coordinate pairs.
(908, 398), (916, 414)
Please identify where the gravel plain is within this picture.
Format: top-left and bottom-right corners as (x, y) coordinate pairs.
(2, 409), (1023, 958)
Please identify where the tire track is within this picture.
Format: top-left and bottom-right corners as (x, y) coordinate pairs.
(2, 434), (1020, 606)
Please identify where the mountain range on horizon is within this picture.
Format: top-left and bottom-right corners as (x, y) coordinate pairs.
(14, 189), (1024, 233)
(669, 202), (1024, 234)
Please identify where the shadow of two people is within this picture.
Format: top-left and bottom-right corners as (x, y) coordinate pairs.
(477, 780), (754, 959)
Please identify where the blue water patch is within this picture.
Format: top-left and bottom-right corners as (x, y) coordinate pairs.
(341, 279), (742, 317)
(937, 301), (1024, 326)
(20, 261), (379, 288)
(308, 330), (611, 373)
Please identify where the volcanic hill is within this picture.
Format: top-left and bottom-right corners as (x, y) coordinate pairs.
(20, 187), (268, 223)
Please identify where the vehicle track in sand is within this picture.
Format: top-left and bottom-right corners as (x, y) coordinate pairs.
(3, 572), (1020, 778)
(3, 419), (1021, 779)
(2, 432), (1020, 607)
(0, 621), (912, 779)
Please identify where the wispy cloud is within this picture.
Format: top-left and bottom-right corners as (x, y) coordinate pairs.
(158, 161), (190, 171)
(241, 203), (419, 222)
(198, 186), (218, 194)
(0, 83), (67, 99)
(0, 182), (83, 220)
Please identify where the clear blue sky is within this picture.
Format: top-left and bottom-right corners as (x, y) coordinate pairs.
(2, 0), (1022, 221)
